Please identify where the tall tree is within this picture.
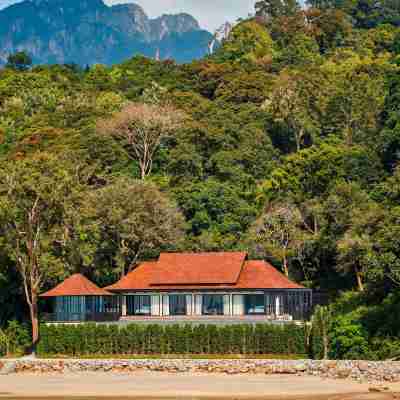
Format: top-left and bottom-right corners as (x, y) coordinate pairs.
(0, 153), (83, 350)
(97, 102), (183, 180)
(322, 54), (389, 146)
(255, 0), (300, 19)
(323, 182), (384, 291)
(263, 69), (324, 151)
(82, 177), (185, 278)
(249, 202), (312, 277)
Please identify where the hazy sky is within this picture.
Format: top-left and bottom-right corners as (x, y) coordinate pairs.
(0, 0), (257, 31)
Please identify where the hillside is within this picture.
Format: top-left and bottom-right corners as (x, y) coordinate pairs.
(0, 0), (213, 65)
(0, 0), (400, 360)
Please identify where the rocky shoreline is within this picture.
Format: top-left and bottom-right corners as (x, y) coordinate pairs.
(0, 359), (399, 384)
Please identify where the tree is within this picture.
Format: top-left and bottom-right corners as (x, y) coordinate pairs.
(311, 305), (332, 359)
(322, 53), (390, 146)
(6, 51), (33, 71)
(304, 8), (352, 53)
(349, 201), (400, 290)
(306, 0), (400, 28)
(97, 103), (183, 180)
(82, 177), (185, 278)
(255, 0), (300, 19)
(323, 182), (384, 291)
(263, 69), (323, 151)
(250, 202), (312, 277)
(214, 21), (275, 63)
(173, 178), (258, 251)
(0, 153), (83, 350)
(337, 233), (371, 292)
(258, 139), (384, 204)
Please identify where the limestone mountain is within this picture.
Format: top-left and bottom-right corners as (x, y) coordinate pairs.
(0, 0), (213, 65)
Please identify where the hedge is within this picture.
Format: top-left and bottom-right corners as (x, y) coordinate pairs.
(37, 323), (307, 356)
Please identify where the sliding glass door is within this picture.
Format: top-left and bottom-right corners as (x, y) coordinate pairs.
(202, 294), (224, 315)
(169, 295), (187, 315)
(244, 294), (265, 315)
(127, 295), (151, 316)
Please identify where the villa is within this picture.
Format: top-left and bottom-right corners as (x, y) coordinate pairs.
(41, 252), (312, 323)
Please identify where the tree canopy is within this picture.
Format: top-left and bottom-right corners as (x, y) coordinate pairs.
(0, 0), (400, 358)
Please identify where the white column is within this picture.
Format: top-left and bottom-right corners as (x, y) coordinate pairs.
(121, 295), (127, 316)
(151, 294), (161, 316)
(186, 294), (192, 315)
(162, 294), (170, 316)
(275, 296), (280, 316)
(232, 294), (244, 316)
(223, 294), (230, 315)
(195, 294), (202, 315)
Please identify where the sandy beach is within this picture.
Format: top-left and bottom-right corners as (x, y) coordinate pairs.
(0, 371), (399, 400)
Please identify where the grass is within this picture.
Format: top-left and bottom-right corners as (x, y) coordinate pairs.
(37, 353), (307, 360)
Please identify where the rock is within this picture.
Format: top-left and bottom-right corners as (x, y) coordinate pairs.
(358, 361), (370, 371)
(1, 358), (399, 384)
(369, 386), (386, 392)
(254, 367), (266, 374)
(264, 365), (274, 375)
(0, 361), (16, 375)
(295, 363), (307, 372)
(326, 361), (338, 369)
(227, 369), (238, 375)
(336, 368), (352, 379)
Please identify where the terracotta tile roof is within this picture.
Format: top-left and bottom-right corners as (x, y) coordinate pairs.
(236, 261), (304, 289)
(105, 262), (159, 291)
(40, 273), (112, 297)
(151, 252), (247, 285)
(106, 254), (304, 291)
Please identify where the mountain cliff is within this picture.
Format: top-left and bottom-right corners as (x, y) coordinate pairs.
(0, 0), (213, 65)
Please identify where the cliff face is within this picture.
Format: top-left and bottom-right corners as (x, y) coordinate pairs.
(0, 0), (212, 65)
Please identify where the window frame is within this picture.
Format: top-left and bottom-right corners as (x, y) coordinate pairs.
(244, 294), (266, 315)
(127, 295), (151, 316)
(169, 294), (187, 316)
(202, 294), (224, 316)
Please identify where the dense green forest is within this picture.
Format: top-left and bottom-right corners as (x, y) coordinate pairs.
(0, 0), (400, 359)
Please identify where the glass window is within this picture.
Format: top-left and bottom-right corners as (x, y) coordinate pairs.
(103, 296), (120, 314)
(55, 296), (85, 321)
(245, 294), (265, 315)
(127, 295), (151, 316)
(169, 295), (187, 315)
(85, 296), (102, 313)
(202, 294), (224, 315)
(56, 296), (85, 314)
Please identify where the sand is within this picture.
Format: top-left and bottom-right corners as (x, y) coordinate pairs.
(0, 372), (399, 399)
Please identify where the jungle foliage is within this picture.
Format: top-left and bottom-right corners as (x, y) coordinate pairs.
(0, 0), (399, 358)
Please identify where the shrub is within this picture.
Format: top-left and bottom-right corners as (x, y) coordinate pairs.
(369, 337), (400, 360)
(0, 320), (31, 356)
(37, 323), (307, 357)
(329, 315), (370, 360)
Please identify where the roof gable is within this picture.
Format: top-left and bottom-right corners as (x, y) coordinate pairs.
(150, 252), (247, 285)
(40, 273), (112, 297)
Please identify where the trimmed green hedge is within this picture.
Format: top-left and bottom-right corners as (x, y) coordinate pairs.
(38, 323), (307, 356)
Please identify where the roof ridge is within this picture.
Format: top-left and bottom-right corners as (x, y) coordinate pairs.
(41, 273), (112, 297)
(159, 251), (248, 256)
